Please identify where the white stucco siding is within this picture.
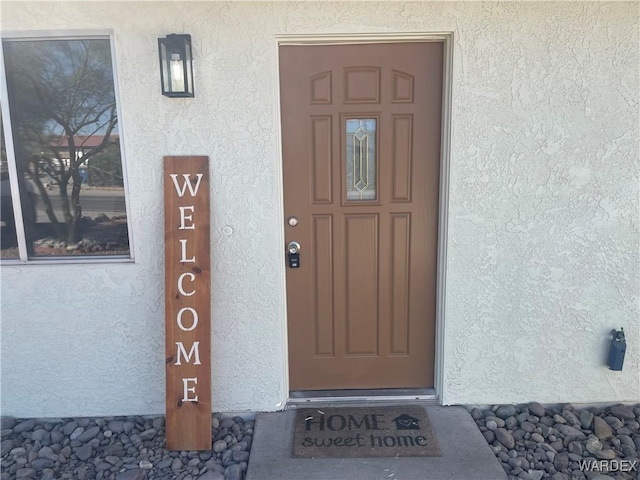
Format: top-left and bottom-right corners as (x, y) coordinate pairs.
(441, 2), (639, 405)
(0, 1), (637, 418)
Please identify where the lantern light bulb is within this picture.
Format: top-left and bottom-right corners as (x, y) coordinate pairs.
(170, 53), (185, 92)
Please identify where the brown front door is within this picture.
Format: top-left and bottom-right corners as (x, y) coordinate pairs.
(280, 42), (443, 390)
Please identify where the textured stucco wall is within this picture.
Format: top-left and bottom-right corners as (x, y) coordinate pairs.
(1, 1), (638, 417)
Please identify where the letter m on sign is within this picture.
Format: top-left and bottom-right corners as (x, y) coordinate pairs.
(164, 156), (211, 451)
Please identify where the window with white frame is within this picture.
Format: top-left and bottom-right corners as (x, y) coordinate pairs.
(1, 35), (131, 261)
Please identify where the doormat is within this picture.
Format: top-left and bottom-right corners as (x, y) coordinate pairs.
(292, 406), (441, 458)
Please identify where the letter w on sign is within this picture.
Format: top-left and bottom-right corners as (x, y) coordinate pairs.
(164, 156), (211, 451)
(170, 173), (204, 197)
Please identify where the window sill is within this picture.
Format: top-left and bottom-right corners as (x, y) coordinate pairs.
(0, 255), (135, 266)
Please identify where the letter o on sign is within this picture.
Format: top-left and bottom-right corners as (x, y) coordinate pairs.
(177, 307), (199, 331)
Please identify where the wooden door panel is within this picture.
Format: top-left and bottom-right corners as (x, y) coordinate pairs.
(310, 116), (333, 204)
(391, 115), (413, 202)
(392, 71), (414, 103)
(344, 213), (379, 356)
(312, 214), (334, 357)
(344, 67), (380, 103)
(310, 71), (332, 104)
(281, 42), (443, 390)
(390, 213), (411, 355)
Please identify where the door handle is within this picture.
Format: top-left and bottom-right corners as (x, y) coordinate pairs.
(287, 241), (301, 268)
(287, 241), (300, 254)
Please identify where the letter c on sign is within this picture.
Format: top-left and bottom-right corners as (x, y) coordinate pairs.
(177, 307), (199, 331)
(177, 272), (196, 297)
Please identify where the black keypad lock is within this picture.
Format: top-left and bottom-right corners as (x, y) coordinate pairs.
(287, 241), (301, 269)
(288, 253), (300, 268)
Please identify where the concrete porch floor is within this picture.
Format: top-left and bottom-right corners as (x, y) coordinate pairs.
(246, 404), (507, 480)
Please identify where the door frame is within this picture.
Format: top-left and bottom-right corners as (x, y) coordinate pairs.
(274, 32), (454, 404)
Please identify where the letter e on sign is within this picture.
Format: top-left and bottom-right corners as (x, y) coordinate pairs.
(164, 156), (211, 451)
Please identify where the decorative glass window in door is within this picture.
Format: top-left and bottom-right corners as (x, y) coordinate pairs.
(346, 119), (376, 201)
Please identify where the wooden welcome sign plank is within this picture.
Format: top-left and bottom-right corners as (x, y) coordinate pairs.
(164, 156), (212, 451)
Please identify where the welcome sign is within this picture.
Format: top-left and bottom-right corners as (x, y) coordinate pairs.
(164, 156), (212, 451)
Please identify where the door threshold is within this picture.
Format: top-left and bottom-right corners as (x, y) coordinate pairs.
(286, 388), (438, 408)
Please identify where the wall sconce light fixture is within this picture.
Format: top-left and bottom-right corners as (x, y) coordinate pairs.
(158, 34), (194, 97)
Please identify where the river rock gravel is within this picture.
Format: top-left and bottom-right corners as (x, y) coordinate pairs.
(0, 414), (253, 480)
(470, 403), (640, 480)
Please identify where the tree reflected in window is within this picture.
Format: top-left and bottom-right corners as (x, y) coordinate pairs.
(2, 38), (130, 258)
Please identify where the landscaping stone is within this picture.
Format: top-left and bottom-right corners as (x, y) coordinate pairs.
(579, 410), (593, 429)
(0, 418), (16, 430)
(495, 405), (517, 419)
(611, 405), (635, 421)
(470, 403), (640, 480)
(0, 414), (253, 480)
(495, 428), (515, 449)
(528, 402), (545, 417)
(593, 416), (614, 440)
(13, 420), (36, 435)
